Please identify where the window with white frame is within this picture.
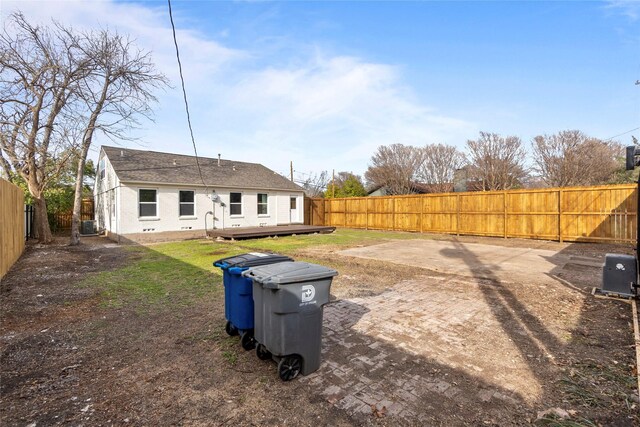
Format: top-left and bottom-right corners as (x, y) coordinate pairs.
(230, 192), (242, 215)
(139, 189), (157, 217)
(99, 159), (105, 180)
(257, 193), (268, 215)
(179, 190), (195, 216)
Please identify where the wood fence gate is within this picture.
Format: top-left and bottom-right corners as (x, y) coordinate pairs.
(51, 198), (95, 230)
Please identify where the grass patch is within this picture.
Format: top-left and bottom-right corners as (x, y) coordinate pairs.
(83, 242), (241, 308)
(221, 350), (238, 366)
(81, 229), (425, 309)
(558, 360), (637, 412)
(233, 228), (428, 253)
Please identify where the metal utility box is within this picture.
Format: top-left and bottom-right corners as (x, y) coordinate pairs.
(80, 220), (96, 235)
(243, 262), (338, 380)
(602, 253), (637, 298)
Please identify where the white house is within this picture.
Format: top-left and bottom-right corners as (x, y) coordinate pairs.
(94, 146), (306, 243)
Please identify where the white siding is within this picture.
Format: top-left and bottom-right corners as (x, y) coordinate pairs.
(93, 151), (120, 233)
(115, 184), (304, 235)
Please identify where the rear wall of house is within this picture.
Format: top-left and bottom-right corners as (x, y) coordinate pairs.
(115, 184), (304, 235)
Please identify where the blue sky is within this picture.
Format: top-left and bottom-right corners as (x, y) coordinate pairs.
(3, 0), (640, 182)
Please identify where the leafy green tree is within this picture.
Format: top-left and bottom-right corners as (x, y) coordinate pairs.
(324, 172), (367, 198)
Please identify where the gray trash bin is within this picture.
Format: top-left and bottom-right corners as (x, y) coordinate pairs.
(242, 261), (338, 381)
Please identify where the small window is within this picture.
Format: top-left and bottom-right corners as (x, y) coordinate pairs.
(257, 193), (268, 215)
(290, 197), (297, 209)
(99, 159), (105, 180)
(230, 192), (242, 216)
(139, 189), (157, 217)
(179, 190), (195, 216)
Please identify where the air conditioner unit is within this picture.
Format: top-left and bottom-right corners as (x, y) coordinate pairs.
(601, 254), (638, 298)
(80, 220), (97, 235)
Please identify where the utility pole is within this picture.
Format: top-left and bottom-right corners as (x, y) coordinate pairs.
(332, 169), (335, 198)
(290, 161), (293, 182)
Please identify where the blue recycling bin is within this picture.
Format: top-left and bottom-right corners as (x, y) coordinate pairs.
(213, 252), (293, 350)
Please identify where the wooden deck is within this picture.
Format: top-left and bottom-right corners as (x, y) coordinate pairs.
(207, 224), (336, 240)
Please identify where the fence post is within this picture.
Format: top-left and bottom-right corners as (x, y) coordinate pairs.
(456, 194), (461, 236)
(365, 198), (369, 230)
(503, 191), (508, 239)
(392, 197), (396, 231)
(420, 196), (424, 233)
(558, 189), (563, 243)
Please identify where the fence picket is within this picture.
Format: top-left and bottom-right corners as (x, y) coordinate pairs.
(1, 179), (25, 278)
(309, 184), (637, 243)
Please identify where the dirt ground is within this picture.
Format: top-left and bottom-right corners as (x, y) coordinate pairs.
(1, 232), (638, 426)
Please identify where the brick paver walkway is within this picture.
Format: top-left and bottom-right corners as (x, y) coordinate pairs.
(300, 274), (572, 424)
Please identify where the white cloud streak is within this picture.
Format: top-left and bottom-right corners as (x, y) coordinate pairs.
(2, 0), (474, 176)
(605, 1), (640, 20)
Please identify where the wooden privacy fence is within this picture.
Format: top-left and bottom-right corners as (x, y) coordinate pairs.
(1, 178), (25, 278)
(51, 198), (94, 230)
(306, 184), (638, 244)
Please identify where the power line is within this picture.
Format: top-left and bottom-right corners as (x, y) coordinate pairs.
(293, 179), (327, 190)
(604, 127), (640, 142)
(167, 0), (208, 191)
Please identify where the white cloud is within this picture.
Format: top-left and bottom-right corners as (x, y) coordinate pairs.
(205, 54), (474, 174)
(605, 0), (640, 21)
(1, 0), (243, 84)
(2, 0), (475, 177)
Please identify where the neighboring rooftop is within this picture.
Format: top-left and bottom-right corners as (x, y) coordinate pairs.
(101, 146), (304, 192)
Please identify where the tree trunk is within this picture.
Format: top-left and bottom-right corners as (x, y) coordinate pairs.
(33, 195), (52, 243)
(70, 144), (91, 246)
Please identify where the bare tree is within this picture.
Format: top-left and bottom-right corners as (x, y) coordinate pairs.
(0, 13), (167, 244)
(68, 29), (167, 245)
(417, 143), (466, 193)
(466, 132), (528, 190)
(532, 130), (622, 187)
(0, 13), (91, 242)
(365, 144), (424, 195)
(298, 171), (329, 197)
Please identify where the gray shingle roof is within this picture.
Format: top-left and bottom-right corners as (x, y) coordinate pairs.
(102, 146), (304, 192)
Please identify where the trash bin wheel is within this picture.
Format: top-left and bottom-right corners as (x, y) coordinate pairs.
(225, 321), (239, 336)
(256, 344), (272, 361)
(240, 331), (256, 351)
(278, 355), (302, 381)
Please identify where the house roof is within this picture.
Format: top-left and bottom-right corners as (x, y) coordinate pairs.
(101, 146), (304, 192)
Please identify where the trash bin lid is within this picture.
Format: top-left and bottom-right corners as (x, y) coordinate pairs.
(243, 261), (338, 285)
(213, 252), (293, 269)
